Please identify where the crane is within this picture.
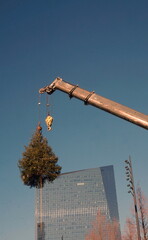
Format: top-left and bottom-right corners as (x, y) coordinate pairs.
(39, 77), (148, 130)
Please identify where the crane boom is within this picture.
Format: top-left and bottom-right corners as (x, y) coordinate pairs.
(39, 77), (148, 130)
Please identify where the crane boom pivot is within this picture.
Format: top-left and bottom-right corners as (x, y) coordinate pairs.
(39, 77), (148, 130)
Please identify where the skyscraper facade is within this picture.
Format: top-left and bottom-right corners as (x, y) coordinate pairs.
(35, 166), (120, 240)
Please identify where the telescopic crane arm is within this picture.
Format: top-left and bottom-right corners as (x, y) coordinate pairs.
(39, 77), (148, 130)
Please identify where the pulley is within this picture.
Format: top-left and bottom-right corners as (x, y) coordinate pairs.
(45, 115), (53, 131)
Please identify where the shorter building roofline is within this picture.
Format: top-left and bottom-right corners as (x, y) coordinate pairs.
(60, 165), (113, 176)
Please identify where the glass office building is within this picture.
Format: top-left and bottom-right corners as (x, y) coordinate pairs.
(35, 166), (120, 240)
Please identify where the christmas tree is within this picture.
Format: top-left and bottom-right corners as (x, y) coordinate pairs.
(18, 124), (61, 188)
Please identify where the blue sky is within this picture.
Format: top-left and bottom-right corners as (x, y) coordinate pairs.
(0, 0), (148, 239)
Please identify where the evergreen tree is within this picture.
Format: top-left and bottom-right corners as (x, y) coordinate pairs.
(18, 125), (61, 188)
